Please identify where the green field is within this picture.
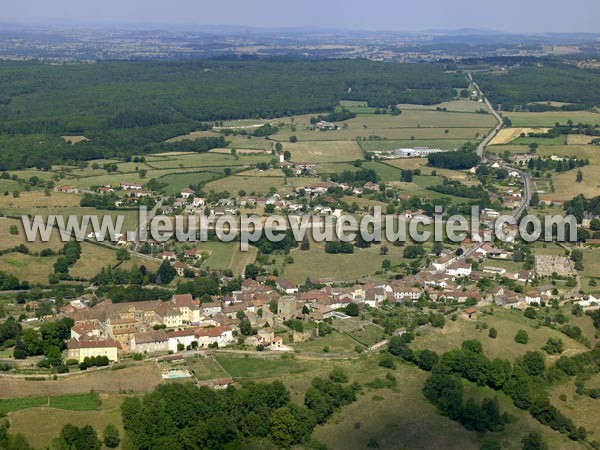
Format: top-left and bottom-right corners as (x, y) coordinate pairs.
(0, 392), (100, 414)
(282, 242), (410, 284)
(215, 354), (306, 380)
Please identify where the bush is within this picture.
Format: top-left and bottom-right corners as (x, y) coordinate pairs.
(515, 329), (529, 344)
(488, 328), (497, 339)
(378, 354), (396, 369)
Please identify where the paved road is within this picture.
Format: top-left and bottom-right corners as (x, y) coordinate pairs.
(468, 73), (504, 159)
(448, 76), (532, 265)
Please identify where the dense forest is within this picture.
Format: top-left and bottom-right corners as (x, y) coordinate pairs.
(475, 63), (600, 111)
(121, 375), (359, 449)
(0, 59), (466, 169)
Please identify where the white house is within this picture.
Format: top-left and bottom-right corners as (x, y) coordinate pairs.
(446, 262), (472, 277)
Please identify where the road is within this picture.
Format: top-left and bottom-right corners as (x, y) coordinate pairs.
(448, 75), (532, 265)
(468, 73), (504, 159)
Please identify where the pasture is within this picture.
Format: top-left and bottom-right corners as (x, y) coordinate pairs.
(282, 242), (410, 283)
(200, 241), (258, 276)
(0, 363), (162, 399)
(9, 393), (124, 450)
(411, 307), (588, 363)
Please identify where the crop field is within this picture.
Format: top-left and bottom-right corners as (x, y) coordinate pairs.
(489, 127), (550, 145)
(505, 111), (600, 127)
(283, 140), (363, 163)
(0, 392), (100, 414)
(411, 307), (588, 362)
(567, 134), (596, 145)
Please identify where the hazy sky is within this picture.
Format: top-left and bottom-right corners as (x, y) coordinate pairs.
(3, 0), (600, 33)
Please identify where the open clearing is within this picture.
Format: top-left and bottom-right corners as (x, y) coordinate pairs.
(489, 127), (550, 145)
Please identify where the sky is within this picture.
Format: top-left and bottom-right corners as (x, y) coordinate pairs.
(2, 0), (600, 34)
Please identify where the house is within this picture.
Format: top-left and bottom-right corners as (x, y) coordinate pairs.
(181, 188), (195, 199)
(67, 338), (119, 363)
(184, 249), (201, 260)
(483, 266), (507, 276)
(277, 279), (299, 294)
(446, 262), (472, 277)
(159, 252), (176, 261)
(314, 120), (336, 130)
(515, 270), (533, 282)
(194, 326), (234, 348)
(525, 291), (542, 305)
(462, 307), (478, 320)
(130, 330), (169, 353)
(120, 182), (142, 191)
(201, 301), (222, 316)
(54, 186), (79, 194)
(167, 329), (197, 352)
(173, 198), (188, 208)
(155, 302), (185, 328)
(172, 261), (188, 277)
(70, 322), (102, 341)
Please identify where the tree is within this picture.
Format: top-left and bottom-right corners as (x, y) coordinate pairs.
(269, 407), (298, 448)
(515, 329), (529, 344)
(156, 260), (176, 285)
(52, 424), (101, 450)
(521, 431), (548, 450)
(521, 351), (545, 377)
(245, 264), (260, 280)
(416, 349), (439, 371)
(459, 339), (482, 354)
(300, 236), (310, 251)
(102, 424), (120, 449)
(345, 303), (359, 317)
(488, 328), (497, 339)
(116, 248), (130, 262)
(480, 439), (501, 450)
(542, 337), (564, 355)
(576, 169), (583, 183)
